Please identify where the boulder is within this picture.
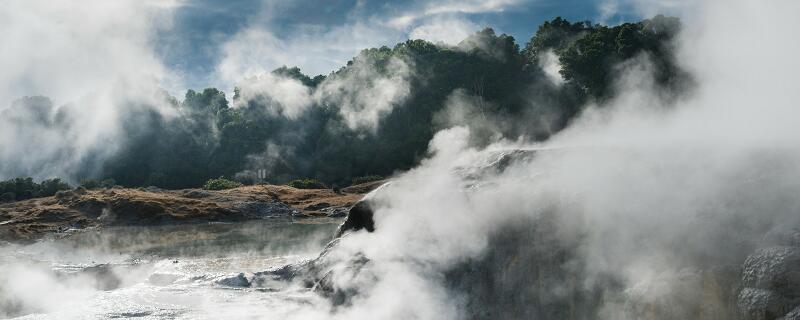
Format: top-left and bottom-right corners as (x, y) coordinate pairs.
(780, 305), (800, 320)
(738, 288), (794, 320)
(741, 246), (800, 298)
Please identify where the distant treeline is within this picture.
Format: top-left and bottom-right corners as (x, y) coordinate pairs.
(3, 16), (685, 189)
(0, 177), (70, 202)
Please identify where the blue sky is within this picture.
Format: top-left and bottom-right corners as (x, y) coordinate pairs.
(154, 0), (650, 91)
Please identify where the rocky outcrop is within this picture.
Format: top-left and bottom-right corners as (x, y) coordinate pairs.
(235, 148), (800, 320)
(737, 230), (800, 320)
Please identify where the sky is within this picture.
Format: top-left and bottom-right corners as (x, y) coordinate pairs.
(154, 0), (653, 92)
(0, 0), (679, 106)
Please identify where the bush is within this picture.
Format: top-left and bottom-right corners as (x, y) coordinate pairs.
(100, 178), (117, 188)
(79, 179), (101, 190)
(203, 177), (242, 190)
(0, 177), (71, 202)
(351, 175), (383, 186)
(287, 179), (327, 189)
(38, 178), (71, 196)
(0, 192), (16, 202)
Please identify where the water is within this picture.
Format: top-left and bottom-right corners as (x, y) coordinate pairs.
(0, 220), (340, 319)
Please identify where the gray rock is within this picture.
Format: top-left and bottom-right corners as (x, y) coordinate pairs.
(217, 273), (250, 287)
(741, 246), (800, 297)
(324, 207), (348, 218)
(182, 190), (212, 199)
(305, 202), (331, 211)
(780, 305), (800, 320)
(738, 287), (793, 320)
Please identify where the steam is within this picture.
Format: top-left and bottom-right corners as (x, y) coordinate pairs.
(233, 73), (314, 119)
(3, 0), (799, 319)
(315, 56), (414, 132)
(539, 49), (565, 85)
(301, 0), (800, 318)
(0, 0), (181, 181)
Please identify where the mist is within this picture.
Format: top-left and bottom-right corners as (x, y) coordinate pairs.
(2, 0), (799, 319)
(286, 0), (800, 319)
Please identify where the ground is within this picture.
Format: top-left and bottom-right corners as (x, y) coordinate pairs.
(0, 180), (384, 242)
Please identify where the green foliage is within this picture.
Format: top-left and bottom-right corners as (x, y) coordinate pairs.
(202, 177), (242, 190)
(100, 178), (117, 188)
(40, 178), (72, 195)
(556, 15), (683, 97)
(287, 179), (327, 189)
(0, 177), (71, 202)
(79, 179), (101, 190)
(272, 66), (326, 87)
(521, 17), (591, 68)
(74, 16), (684, 190)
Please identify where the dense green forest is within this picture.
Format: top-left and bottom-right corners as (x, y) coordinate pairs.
(1, 16), (685, 193)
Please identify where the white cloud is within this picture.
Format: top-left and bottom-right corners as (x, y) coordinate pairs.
(408, 16), (481, 45)
(215, 22), (401, 85)
(389, 0), (521, 29)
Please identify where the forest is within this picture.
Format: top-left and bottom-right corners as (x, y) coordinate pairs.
(0, 15), (685, 198)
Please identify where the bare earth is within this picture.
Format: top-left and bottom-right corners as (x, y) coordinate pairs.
(0, 181), (384, 242)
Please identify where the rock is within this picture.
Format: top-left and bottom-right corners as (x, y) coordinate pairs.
(304, 202), (331, 211)
(54, 189), (75, 200)
(217, 273), (250, 287)
(741, 246), (800, 297)
(325, 207), (348, 218)
(780, 305), (800, 320)
(738, 245), (800, 320)
(181, 190), (211, 199)
(738, 287), (793, 320)
(341, 180), (386, 194)
(58, 264), (123, 291)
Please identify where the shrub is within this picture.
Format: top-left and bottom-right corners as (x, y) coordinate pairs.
(38, 178), (71, 196)
(79, 179), (101, 190)
(0, 192), (16, 202)
(0, 177), (71, 202)
(351, 175), (383, 186)
(203, 177), (242, 190)
(100, 178), (117, 189)
(287, 179), (327, 189)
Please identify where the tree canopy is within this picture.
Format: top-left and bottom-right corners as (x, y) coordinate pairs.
(3, 16), (687, 190)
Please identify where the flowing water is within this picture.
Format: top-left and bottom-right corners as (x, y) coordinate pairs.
(0, 220), (340, 319)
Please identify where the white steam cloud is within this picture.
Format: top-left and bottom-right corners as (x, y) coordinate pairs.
(0, 0), (181, 181)
(315, 56), (414, 132)
(4, 0), (799, 319)
(233, 73), (314, 119)
(539, 49), (565, 85)
(298, 0), (800, 319)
